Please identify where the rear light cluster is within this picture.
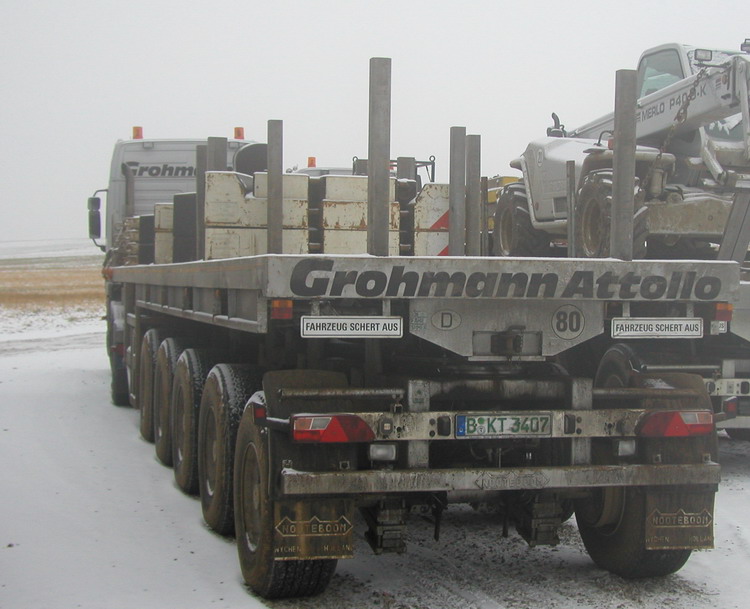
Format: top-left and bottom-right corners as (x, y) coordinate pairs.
(637, 410), (714, 437)
(714, 302), (733, 322)
(292, 414), (375, 443)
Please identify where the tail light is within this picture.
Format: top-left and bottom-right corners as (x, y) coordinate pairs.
(270, 299), (293, 320)
(292, 414), (375, 443)
(637, 410), (714, 437)
(714, 303), (733, 322)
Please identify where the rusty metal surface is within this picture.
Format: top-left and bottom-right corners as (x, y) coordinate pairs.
(279, 463), (720, 496)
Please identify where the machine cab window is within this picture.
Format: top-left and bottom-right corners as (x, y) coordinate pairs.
(637, 49), (684, 97)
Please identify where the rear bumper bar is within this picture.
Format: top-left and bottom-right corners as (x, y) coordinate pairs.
(279, 462), (720, 496)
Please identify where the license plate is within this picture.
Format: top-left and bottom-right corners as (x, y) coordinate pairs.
(455, 414), (552, 438)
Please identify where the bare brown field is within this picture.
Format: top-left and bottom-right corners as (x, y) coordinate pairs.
(0, 264), (105, 311)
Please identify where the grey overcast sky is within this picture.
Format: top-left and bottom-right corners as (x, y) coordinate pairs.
(0, 0), (747, 243)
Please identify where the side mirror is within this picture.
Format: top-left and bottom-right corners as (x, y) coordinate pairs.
(88, 197), (101, 239)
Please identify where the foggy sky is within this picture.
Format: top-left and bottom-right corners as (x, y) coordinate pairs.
(1, 0), (747, 243)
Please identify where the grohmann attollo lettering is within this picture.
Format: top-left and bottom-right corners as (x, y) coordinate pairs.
(289, 260), (722, 300)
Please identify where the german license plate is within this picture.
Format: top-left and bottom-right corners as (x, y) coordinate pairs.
(455, 414), (552, 438)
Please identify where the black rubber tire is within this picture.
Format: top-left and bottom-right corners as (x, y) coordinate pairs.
(575, 343), (692, 578)
(153, 337), (189, 466)
(492, 184), (551, 257)
(575, 171), (648, 259)
(198, 363), (255, 536)
(725, 428), (750, 441)
(110, 352), (130, 407)
(234, 408), (337, 599)
(137, 328), (164, 442)
(171, 349), (219, 494)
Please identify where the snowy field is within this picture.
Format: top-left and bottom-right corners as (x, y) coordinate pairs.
(1, 241), (749, 609)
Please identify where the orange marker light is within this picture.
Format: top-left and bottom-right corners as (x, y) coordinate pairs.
(132, 126), (143, 140)
(234, 127), (245, 139)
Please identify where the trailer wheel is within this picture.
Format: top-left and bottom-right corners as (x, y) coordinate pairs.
(575, 344), (692, 577)
(137, 328), (164, 442)
(234, 408), (337, 599)
(198, 363), (255, 535)
(171, 349), (219, 494)
(153, 337), (189, 466)
(492, 184), (550, 256)
(575, 171), (648, 259)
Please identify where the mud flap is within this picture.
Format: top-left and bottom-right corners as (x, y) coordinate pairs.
(644, 489), (714, 550)
(273, 499), (355, 560)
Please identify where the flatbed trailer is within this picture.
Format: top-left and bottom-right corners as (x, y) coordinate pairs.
(92, 59), (744, 599)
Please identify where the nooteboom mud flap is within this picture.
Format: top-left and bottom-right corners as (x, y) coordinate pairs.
(645, 490), (715, 550)
(273, 499), (355, 560)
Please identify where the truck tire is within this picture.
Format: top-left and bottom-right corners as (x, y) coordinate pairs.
(198, 363), (255, 536)
(492, 184), (551, 256)
(575, 344), (692, 577)
(234, 408), (337, 599)
(575, 171), (648, 259)
(171, 349), (219, 494)
(138, 328), (164, 443)
(153, 337), (189, 466)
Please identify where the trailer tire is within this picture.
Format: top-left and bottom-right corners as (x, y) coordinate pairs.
(493, 184), (550, 257)
(138, 328), (164, 442)
(172, 349), (219, 494)
(234, 409), (337, 599)
(575, 171), (647, 259)
(153, 337), (189, 466)
(575, 343), (692, 577)
(198, 363), (256, 535)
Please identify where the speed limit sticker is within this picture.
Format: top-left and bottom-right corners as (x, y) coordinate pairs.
(552, 305), (585, 340)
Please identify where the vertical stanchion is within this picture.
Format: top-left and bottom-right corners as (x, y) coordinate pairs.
(611, 69), (638, 261)
(465, 134), (481, 256)
(566, 160), (577, 257)
(267, 120), (283, 254)
(449, 126), (467, 256)
(195, 145), (207, 259)
(368, 57), (392, 257)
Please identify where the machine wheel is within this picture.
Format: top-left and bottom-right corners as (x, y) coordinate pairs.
(172, 349), (219, 494)
(234, 408), (337, 598)
(725, 428), (750, 441)
(138, 328), (164, 442)
(575, 171), (647, 258)
(198, 363), (255, 535)
(575, 344), (692, 577)
(492, 184), (550, 256)
(153, 337), (189, 466)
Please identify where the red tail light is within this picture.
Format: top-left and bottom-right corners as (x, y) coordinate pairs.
(637, 410), (714, 437)
(270, 299), (293, 320)
(715, 303), (733, 322)
(292, 414), (375, 443)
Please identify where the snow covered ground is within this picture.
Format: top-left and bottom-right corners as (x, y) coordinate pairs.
(1, 241), (750, 608)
